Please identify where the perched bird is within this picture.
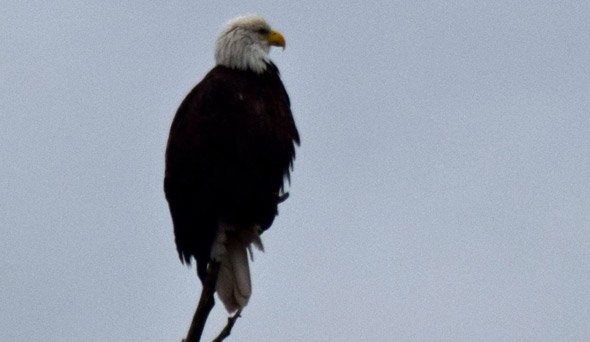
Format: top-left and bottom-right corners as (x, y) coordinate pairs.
(164, 15), (299, 312)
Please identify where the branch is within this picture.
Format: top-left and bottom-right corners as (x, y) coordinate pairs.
(183, 261), (220, 342)
(212, 309), (242, 342)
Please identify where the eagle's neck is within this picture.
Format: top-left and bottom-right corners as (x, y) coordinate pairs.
(214, 29), (271, 74)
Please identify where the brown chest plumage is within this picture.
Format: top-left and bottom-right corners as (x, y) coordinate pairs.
(164, 63), (299, 280)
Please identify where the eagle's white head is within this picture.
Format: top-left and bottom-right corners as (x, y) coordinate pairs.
(215, 15), (286, 74)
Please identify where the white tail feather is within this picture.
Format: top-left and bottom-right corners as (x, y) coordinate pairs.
(212, 223), (264, 312)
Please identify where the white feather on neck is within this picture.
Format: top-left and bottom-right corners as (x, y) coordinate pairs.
(214, 20), (271, 74)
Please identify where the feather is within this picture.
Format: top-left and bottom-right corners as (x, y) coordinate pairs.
(213, 223), (264, 312)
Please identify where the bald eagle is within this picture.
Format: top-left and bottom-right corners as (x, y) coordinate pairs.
(164, 15), (299, 312)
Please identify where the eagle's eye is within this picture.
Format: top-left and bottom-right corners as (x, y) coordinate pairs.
(257, 28), (270, 35)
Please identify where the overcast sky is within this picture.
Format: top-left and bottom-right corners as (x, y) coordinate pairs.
(1, 1), (589, 341)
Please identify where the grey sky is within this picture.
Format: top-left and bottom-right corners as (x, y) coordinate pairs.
(1, 1), (588, 341)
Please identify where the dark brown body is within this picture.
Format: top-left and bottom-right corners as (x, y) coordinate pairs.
(164, 63), (299, 281)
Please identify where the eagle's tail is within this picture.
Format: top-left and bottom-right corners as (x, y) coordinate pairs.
(211, 223), (264, 312)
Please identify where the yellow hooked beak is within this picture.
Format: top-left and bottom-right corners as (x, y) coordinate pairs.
(266, 29), (286, 49)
